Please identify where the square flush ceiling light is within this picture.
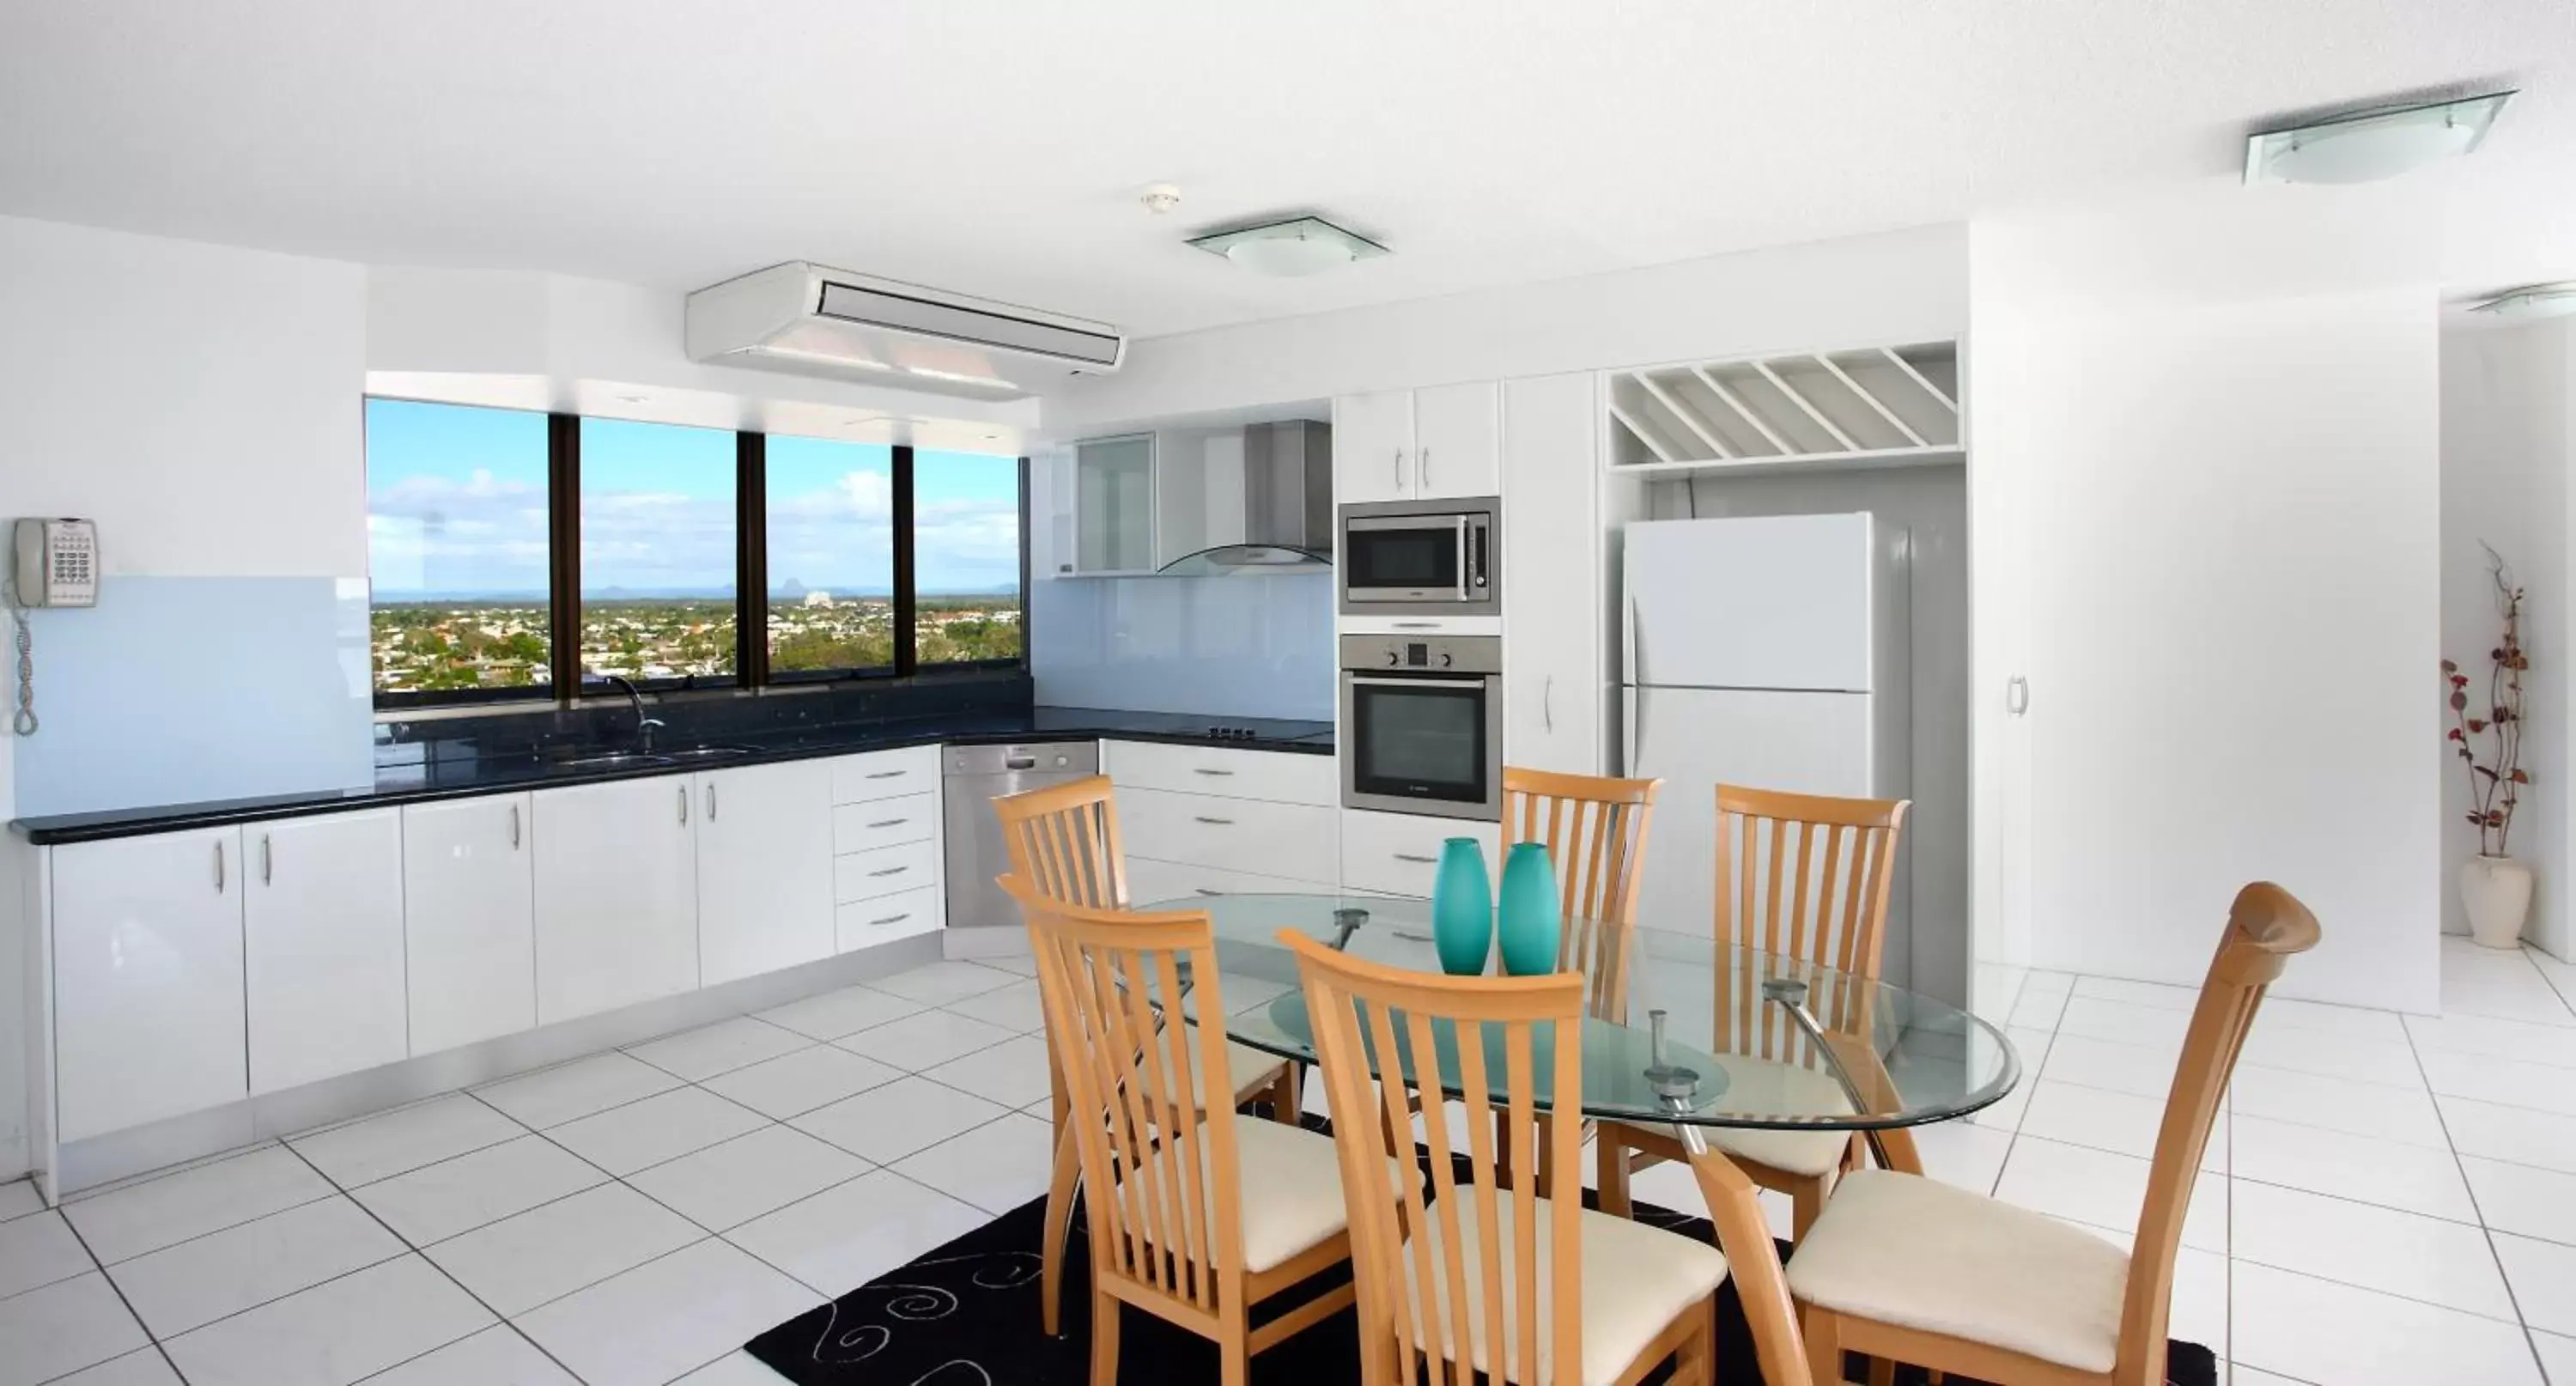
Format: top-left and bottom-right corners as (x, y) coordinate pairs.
(1188, 216), (1388, 277)
(2244, 90), (2513, 185)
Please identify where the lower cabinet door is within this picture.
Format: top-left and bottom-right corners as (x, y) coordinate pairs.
(245, 810), (409, 1094)
(1339, 809), (1501, 898)
(696, 760), (835, 986)
(534, 778), (701, 1024)
(403, 794), (536, 1055)
(50, 827), (250, 1142)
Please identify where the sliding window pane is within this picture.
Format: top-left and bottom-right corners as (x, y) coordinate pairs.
(578, 418), (737, 682)
(765, 437), (896, 673)
(365, 398), (552, 696)
(913, 449), (1023, 666)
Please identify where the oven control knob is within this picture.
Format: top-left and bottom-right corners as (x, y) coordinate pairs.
(1438, 651), (1454, 668)
(1385, 649), (1400, 666)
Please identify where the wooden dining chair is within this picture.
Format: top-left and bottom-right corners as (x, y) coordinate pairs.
(1499, 767), (1660, 1194)
(991, 775), (1299, 1335)
(1595, 785), (1909, 1239)
(1284, 930), (1809, 1386)
(1005, 878), (1358, 1386)
(1790, 882), (2320, 1386)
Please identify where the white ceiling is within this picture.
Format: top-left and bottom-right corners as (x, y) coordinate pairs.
(2, 0), (2571, 339)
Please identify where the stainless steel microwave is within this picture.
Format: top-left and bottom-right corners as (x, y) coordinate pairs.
(1338, 496), (1499, 617)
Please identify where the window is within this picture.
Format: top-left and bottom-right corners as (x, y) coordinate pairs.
(577, 418), (738, 684)
(365, 399), (552, 697)
(765, 437), (896, 675)
(912, 449), (1024, 666)
(362, 400), (1027, 705)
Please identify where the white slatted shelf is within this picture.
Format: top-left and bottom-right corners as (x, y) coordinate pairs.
(1607, 338), (1962, 476)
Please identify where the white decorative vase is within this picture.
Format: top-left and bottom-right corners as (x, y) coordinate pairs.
(2460, 855), (2534, 950)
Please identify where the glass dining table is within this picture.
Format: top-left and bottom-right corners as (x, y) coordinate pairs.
(1136, 891), (2023, 1184)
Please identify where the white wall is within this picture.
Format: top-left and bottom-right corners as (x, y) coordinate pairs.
(2441, 319), (2575, 956)
(1044, 225), (1968, 433)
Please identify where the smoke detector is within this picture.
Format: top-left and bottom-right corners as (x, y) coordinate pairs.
(1140, 184), (1182, 215)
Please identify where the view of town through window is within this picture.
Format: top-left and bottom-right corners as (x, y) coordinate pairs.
(365, 399), (1023, 696)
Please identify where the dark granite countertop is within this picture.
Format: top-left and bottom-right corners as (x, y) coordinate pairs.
(11, 705), (1334, 845)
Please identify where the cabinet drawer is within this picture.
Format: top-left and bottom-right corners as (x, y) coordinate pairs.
(1104, 740), (1335, 806)
(1118, 787), (1337, 883)
(1125, 855), (1339, 909)
(830, 745), (942, 805)
(836, 884), (943, 950)
(1339, 808), (1499, 899)
(833, 793), (938, 854)
(834, 839), (941, 903)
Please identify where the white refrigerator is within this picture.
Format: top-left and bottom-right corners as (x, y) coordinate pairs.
(1620, 513), (1913, 982)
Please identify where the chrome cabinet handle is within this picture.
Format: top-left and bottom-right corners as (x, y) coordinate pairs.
(707, 783), (719, 820)
(2008, 675), (2031, 716)
(1419, 446), (1431, 493)
(867, 865), (909, 878)
(1392, 621), (1439, 629)
(866, 911), (912, 927)
(213, 841), (224, 892)
(865, 769), (906, 780)
(509, 803), (522, 849)
(1192, 767), (1234, 777)
(1543, 675), (1554, 733)
(866, 818), (907, 829)
(1394, 852), (1437, 864)
(1392, 447), (1403, 493)
(678, 784), (689, 825)
(1193, 815), (1235, 826)
(261, 834), (272, 885)
(1194, 888), (1224, 897)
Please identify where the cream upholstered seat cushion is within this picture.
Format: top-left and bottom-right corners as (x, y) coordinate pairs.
(1224, 1041), (1289, 1098)
(1397, 1195), (1729, 1386)
(1705, 1123), (1852, 1178)
(1113, 1116), (1349, 1274)
(1785, 1168), (2131, 1374)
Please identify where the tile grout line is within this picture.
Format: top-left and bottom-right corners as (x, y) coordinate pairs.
(44, 1209), (188, 1386)
(2398, 983), (2555, 1386)
(276, 1130), (599, 1386)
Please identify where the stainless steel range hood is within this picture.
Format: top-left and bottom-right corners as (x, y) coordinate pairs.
(1156, 420), (1334, 575)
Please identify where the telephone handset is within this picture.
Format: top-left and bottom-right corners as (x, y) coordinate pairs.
(7, 517), (98, 736)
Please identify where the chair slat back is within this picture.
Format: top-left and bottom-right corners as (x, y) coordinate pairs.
(1005, 876), (1248, 1318)
(993, 775), (1127, 909)
(1712, 785), (1908, 1063)
(2117, 882), (2319, 1384)
(1284, 932), (1585, 1386)
(1503, 767), (1660, 1018)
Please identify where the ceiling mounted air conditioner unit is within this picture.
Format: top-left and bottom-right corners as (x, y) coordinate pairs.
(685, 263), (1123, 400)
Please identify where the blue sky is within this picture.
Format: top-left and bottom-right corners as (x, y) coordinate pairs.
(366, 398), (1019, 598)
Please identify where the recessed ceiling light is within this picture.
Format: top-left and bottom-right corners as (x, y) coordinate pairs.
(2471, 283), (2576, 320)
(2245, 90), (2513, 185)
(1188, 216), (1388, 277)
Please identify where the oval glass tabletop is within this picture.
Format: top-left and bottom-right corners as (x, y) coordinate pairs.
(1139, 891), (2021, 1134)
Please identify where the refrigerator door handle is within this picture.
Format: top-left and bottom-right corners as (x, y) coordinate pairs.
(2008, 675), (2030, 716)
(1623, 685), (1640, 775)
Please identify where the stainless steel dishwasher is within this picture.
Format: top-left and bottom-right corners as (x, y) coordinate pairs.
(944, 741), (1102, 933)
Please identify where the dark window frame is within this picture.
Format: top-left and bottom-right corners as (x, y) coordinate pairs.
(368, 405), (1025, 709)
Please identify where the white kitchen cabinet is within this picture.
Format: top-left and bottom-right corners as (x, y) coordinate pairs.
(403, 793), (537, 1055)
(1338, 808), (1499, 899)
(1334, 382), (1502, 504)
(831, 745), (942, 804)
(1115, 787), (1338, 884)
(1100, 739), (1337, 806)
(836, 884), (943, 950)
(696, 759), (835, 987)
(533, 777), (701, 1024)
(50, 826), (248, 1143)
(1334, 390), (1415, 505)
(1501, 373), (1604, 774)
(245, 810), (408, 1094)
(1414, 381), (1503, 499)
(1125, 855), (1337, 907)
(1073, 434), (1157, 574)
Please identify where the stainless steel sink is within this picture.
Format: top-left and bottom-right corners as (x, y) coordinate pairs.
(661, 745), (760, 762)
(554, 752), (678, 772)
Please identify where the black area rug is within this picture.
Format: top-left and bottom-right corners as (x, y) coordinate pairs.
(745, 1176), (2218, 1385)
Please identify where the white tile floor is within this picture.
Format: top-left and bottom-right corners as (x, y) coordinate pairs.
(1, 941), (2570, 1386)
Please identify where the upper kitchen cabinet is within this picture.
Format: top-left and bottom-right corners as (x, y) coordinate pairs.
(532, 776), (701, 1024)
(1069, 434), (1157, 574)
(696, 758), (836, 986)
(244, 809), (409, 1094)
(1334, 383), (1502, 504)
(1500, 373), (1603, 775)
(50, 826), (250, 1143)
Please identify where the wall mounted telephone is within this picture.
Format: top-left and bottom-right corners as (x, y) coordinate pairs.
(7, 517), (98, 736)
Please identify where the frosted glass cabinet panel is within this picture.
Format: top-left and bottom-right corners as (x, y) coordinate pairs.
(1074, 435), (1156, 574)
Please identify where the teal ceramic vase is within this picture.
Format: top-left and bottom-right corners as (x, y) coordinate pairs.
(1496, 842), (1563, 976)
(1431, 837), (1493, 976)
